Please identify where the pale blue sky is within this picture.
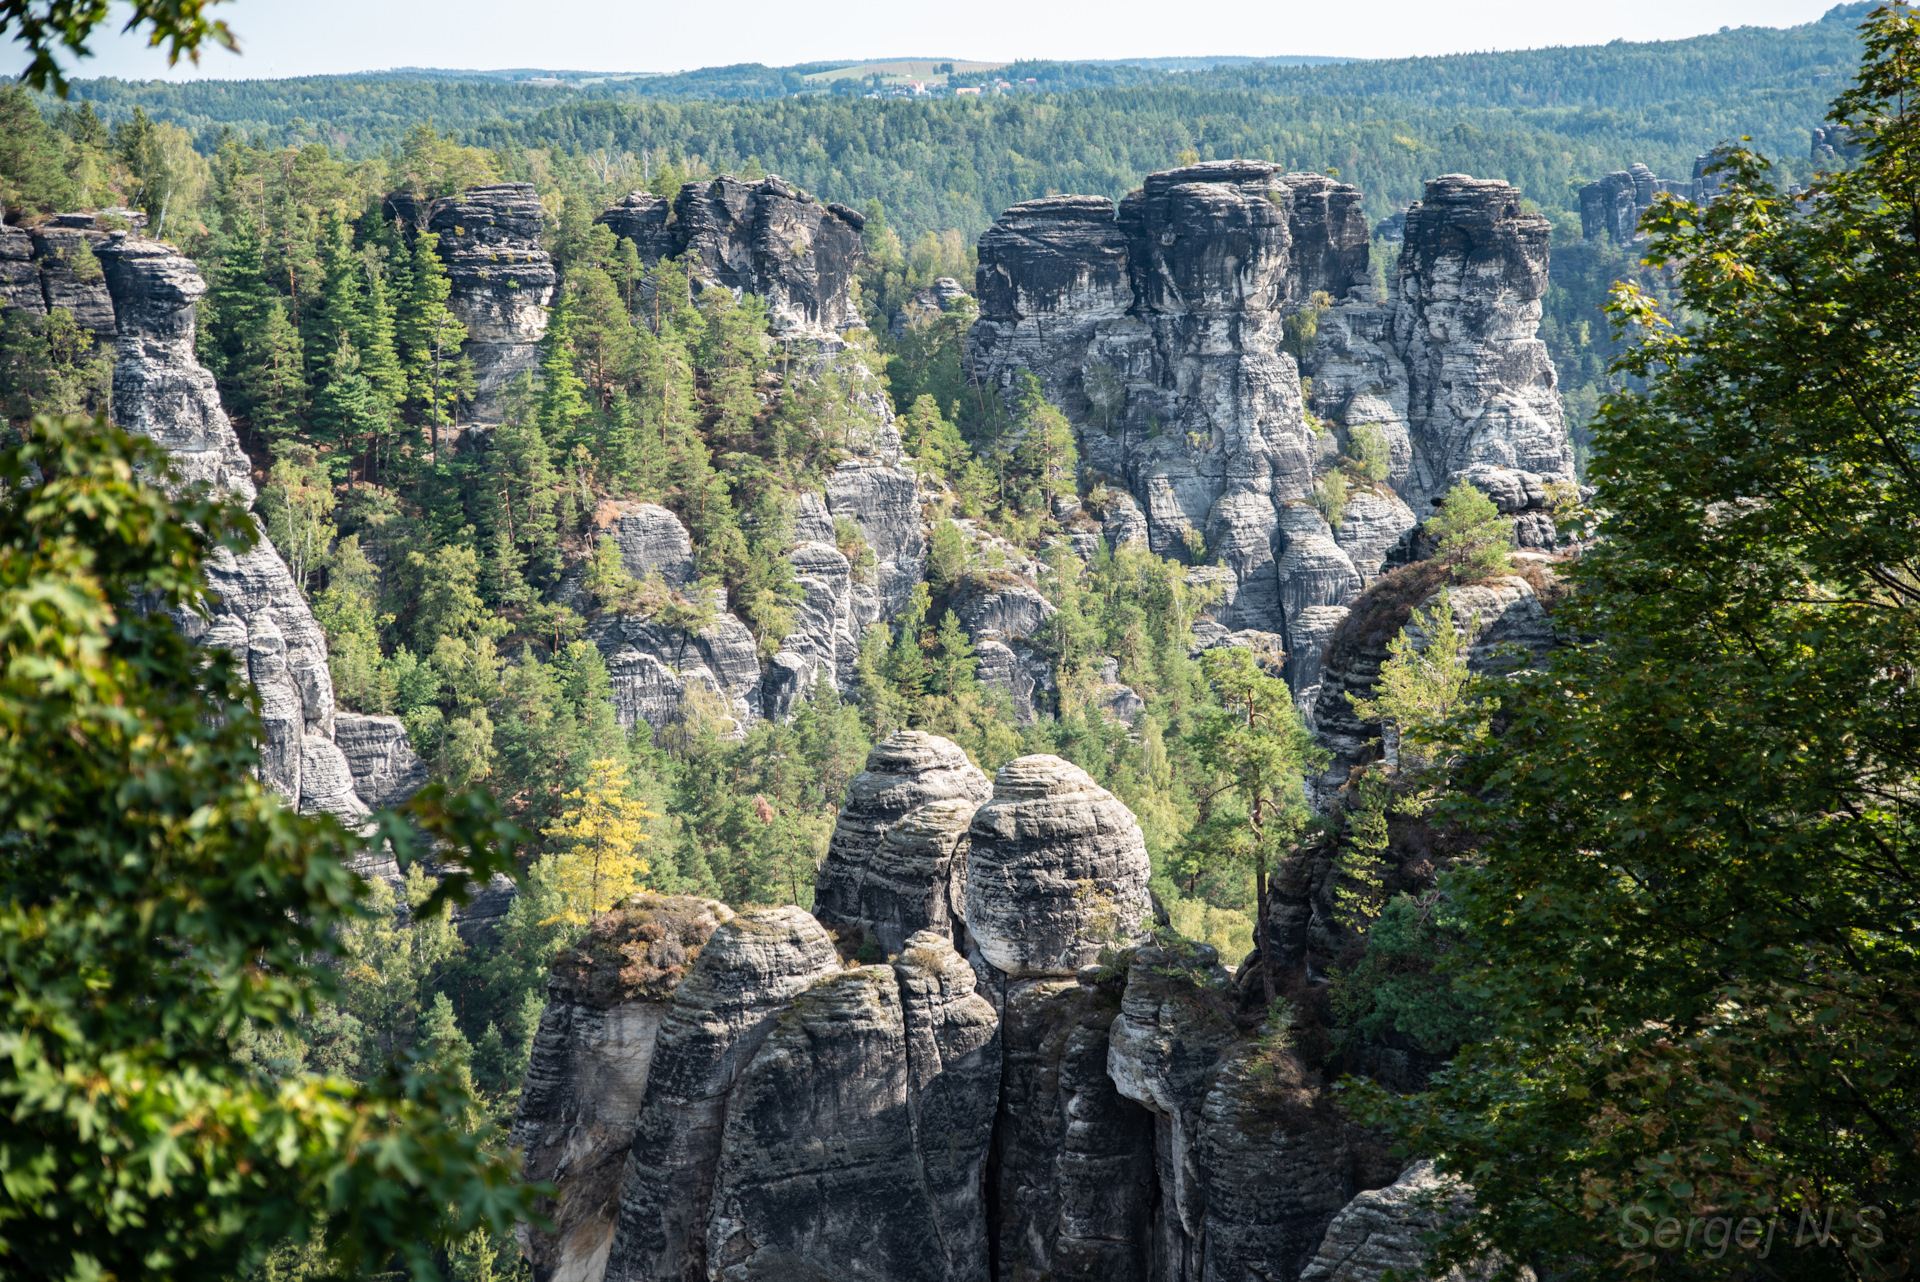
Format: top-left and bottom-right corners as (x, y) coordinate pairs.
(65, 0), (1841, 82)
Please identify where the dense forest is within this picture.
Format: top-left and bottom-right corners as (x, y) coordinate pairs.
(46, 4), (1864, 233)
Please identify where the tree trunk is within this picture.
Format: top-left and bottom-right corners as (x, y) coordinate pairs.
(1256, 851), (1275, 1007)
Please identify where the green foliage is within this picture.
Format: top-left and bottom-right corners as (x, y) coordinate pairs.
(1423, 480), (1510, 581)
(1327, 893), (1485, 1055)
(1358, 15), (1920, 1277)
(1181, 645), (1325, 1002)
(0, 415), (534, 1281)
(1310, 469), (1348, 530)
(1346, 422), (1391, 483)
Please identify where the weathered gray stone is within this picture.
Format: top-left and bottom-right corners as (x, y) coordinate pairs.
(28, 223), (117, 343)
(1390, 176), (1576, 505)
(813, 731), (992, 948)
(1108, 943), (1237, 1279)
(765, 537), (858, 720)
(951, 573), (1054, 643)
(1194, 1051), (1358, 1282)
(86, 235), (400, 827)
(592, 593), (765, 736)
(1299, 1161), (1506, 1282)
(670, 175), (866, 338)
(967, 755), (1152, 980)
(605, 501), (697, 587)
(513, 897), (733, 1282)
(419, 183), (557, 423)
(827, 453), (928, 619)
(705, 932), (999, 1282)
(988, 975), (1158, 1281)
(969, 165), (1370, 660)
(595, 189), (677, 265)
(333, 713), (429, 810)
(603, 906), (840, 1282)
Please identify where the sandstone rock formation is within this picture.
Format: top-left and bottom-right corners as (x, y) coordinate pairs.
(813, 731), (993, 953)
(1578, 160), (1716, 244)
(1308, 564), (1560, 808)
(1298, 1161), (1499, 1282)
(518, 740), (1409, 1282)
(387, 183), (557, 423)
(334, 713), (430, 809)
(987, 973), (1158, 1281)
(1387, 176), (1574, 503)
(969, 165), (1571, 704)
(596, 175), (866, 340)
(85, 234), (403, 833)
(705, 932), (999, 1282)
(969, 165), (1369, 641)
(0, 211), (137, 343)
(967, 755), (1152, 979)
(514, 897), (734, 1282)
(889, 275), (971, 338)
(603, 906), (841, 1282)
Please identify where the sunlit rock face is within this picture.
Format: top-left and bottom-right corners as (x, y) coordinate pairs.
(82, 235), (406, 853)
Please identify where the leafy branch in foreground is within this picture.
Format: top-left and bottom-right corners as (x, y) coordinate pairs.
(0, 414), (541, 1281)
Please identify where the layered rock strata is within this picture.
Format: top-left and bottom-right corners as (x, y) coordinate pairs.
(0, 210), (131, 343)
(603, 906), (841, 1282)
(386, 183), (557, 423)
(966, 754), (1153, 979)
(968, 164), (1370, 654)
(812, 731), (993, 954)
(518, 738), (1413, 1282)
(595, 175), (866, 339)
(1298, 1161), (1494, 1282)
(514, 897), (734, 1282)
(969, 167), (1574, 705)
(592, 901), (1010, 1282)
(1308, 565), (1560, 807)
(86, 234), (399, 831)
(706, 934), (999, 1282)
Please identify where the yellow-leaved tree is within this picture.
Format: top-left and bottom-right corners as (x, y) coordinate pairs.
(539, 758), (656, 924)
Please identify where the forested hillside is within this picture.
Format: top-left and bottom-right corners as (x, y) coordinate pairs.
(50, 4), (1864, 236)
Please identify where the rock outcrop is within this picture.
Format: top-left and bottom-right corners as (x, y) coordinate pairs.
(0, 210), (135, 344)
(813, 731), (993, 954)
(1578, 160), (1716, 244)
(987, 973), (1159, 1281)
(515, 897), (734, 1282)
(705, 933), (999, 1282)
(1309, 564), (1560, 806)
(519, 740), (1407, 1282)
(604, 906), (841, 1282)
(969, 164), (1370, 655)
(967, 755), (1153, 979)
(387, 182), (557, 423)
(1387, 176), (1574, 503)
(86, 234), (404, 834)
(590, 905), (1009, 1282)
(969, 165), (1571, 704)
(333, 713), (430, 810)
(1298, 1161), (1495, 1282)
(596, 175), (866, 339)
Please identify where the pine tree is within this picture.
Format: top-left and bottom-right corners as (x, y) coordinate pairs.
(536, 298), (590, 453)
(240, 300), (307, 443)
(396, 231), (472, 455)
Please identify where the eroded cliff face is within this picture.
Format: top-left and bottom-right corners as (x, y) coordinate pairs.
(968, 167), (1574, 708)
(77, 234), (408, 841)
(968, 164), (1372, 661)
(518, 736), (1417, 1282)
(385, 182), (558, 424)
(595, 176), (867, 340)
